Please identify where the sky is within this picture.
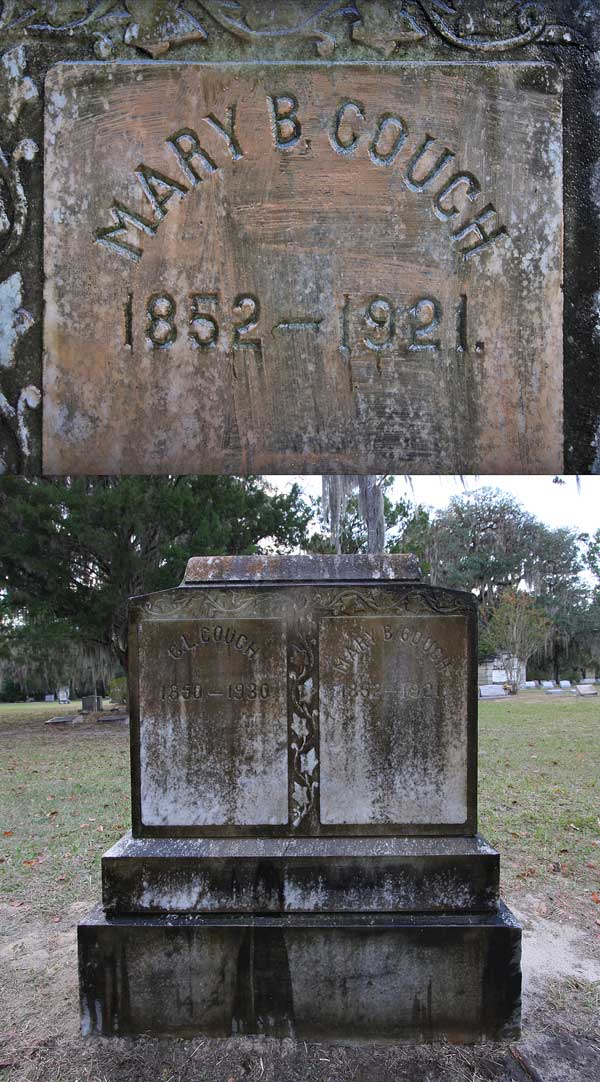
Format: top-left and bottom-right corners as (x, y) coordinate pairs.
(266, 475), (600, 537)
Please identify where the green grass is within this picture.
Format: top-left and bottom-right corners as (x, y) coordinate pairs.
(0, 700), (83, 718)
(0, 710), (130, 915)
(0, 692), (598, 916)
(478, 693), (600, 906)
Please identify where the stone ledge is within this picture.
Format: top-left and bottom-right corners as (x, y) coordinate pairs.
(102, 833), (499, 915)
(78, 902), (521, 1041)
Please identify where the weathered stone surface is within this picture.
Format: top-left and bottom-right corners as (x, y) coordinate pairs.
(129, 563), (477, 837)
(79, 554), (521, 1042)
(319, 613), (470, 826)
(78, 903), (521, 1041)
(183, 553), (422, 584)
(138, 617), (288, 828)
(44, 61), (563, 475)
(102, 833), (500, 915)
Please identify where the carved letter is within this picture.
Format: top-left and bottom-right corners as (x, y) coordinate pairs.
(453, 204), (508, 260)
(434, 172), (481, 222)
(167, 128), (218, 186)
(204, 106), (243, 161)
(268, 94), (301, 148)
(404, 136), (455, 193)
(369, 113), (407, 166)
(95, 202), (158, 263)
(134, 164), (187, 221)
(331, 100), (364, 154)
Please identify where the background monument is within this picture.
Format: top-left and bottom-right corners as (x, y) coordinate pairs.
(78, 554), (521, 1041)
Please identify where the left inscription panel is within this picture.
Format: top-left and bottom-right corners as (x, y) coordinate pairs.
(136, 618), (288, 830)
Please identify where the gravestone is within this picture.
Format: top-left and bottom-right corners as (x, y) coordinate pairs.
(541, 680), (555, 689)
(576, 684), (598, 696)
(4, 2), (599, 476)
(559, 680), (572, 688)
(81, 694), (102, 713)
(480, 684), (508, 699)
(78, 555), (521, 1041)
(42, 60), (561, 476)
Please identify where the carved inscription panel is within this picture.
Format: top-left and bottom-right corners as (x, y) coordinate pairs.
(44, 62), (562, 474)
(137, 619), (288, 828)
(319, 615), (470, 827)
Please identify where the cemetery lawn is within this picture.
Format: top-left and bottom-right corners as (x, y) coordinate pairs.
(0, 691), (599, 1081)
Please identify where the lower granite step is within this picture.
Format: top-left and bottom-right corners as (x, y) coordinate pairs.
(78, 904), (521, 1042)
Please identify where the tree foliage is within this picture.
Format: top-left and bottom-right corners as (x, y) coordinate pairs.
(308, 477), (419, 555)
(480, 592), (551, 693)
(0, 476), (312, 686)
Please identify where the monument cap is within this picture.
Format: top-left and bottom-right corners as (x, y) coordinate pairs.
(182, 553), (422, 585)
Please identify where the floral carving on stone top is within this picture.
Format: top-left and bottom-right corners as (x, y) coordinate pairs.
(0, 2), (585, 58)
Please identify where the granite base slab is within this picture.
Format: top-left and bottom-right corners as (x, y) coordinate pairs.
(78, 904), (521, 1042)
(102, 834), (499, 915)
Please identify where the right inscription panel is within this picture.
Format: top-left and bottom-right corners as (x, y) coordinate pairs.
(319, 615), (470, 828)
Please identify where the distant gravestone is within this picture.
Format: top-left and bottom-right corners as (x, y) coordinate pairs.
(576, 684), (598, 697)
(545, 688), (565, 695)
(78, 555), (520, 1042)
(82, 695), (102, 713)
(582, 678), (597, 685)
(524, 681), (538, 689)
(480, 684), (508, 699)
(541, 680), (555, 689)
(57, 686), (70, 704)
(44, 694), (55, 702)
(559, 680), (572, 689)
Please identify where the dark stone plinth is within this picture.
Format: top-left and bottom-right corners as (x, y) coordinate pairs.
(102, 833), (499, 916)
(182, 554), (421, 584)
(78, 904), (521, 1042)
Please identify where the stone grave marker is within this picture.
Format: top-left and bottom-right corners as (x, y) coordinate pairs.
(576, 684), (598, 696)
(2, 3), (599, 476)
(480, 684), (508, 699)
(559, 680), (572, 688)
(42, 60), (561, 476)
(78, 555), (521, 1041)
(81, 694), (102, 713)
(541, 680), (555, 689)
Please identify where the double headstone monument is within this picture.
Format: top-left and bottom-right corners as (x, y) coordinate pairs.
(78, 555), (521, 1041)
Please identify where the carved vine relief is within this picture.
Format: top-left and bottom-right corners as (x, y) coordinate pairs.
(0, 0), (587, 471)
